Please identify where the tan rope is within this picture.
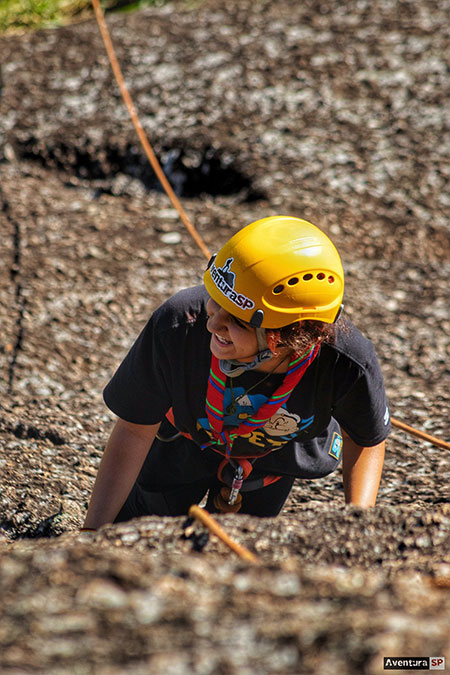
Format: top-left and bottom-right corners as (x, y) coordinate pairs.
(91, 0), (211, 260)
(189, 505), (258, 564)
(391, 417), (450, 451)
(91, 1), (449, 457)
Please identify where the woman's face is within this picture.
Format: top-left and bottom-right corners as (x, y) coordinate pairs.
(206, 297), (259, 362)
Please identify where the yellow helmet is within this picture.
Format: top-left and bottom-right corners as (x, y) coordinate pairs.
(204, 216), (344, 329)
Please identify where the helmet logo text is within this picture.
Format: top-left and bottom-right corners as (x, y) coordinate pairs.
(210, 258), (255, 311)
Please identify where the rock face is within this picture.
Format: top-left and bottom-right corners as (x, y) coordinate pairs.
(0, 0), (449, 672)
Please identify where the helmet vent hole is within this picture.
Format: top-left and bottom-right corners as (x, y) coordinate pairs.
(287, 277), (299, 286)
(317, 273), (325, 280)
(328, 275), (335, 284)
(273, 284), (284, 294)
(302, 273), (313, 281)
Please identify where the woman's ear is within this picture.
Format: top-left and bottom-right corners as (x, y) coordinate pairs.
(265, 330), (281, 355)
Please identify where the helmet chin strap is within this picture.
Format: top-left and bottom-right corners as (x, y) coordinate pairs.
(219, 328), (273, 378)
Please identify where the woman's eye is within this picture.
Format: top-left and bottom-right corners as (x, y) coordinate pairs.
(233, 316), (248, 329)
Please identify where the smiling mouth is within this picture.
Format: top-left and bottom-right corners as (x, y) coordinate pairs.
(215, 334), (232, 345)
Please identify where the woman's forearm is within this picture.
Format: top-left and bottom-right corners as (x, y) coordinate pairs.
(83, 418), (161, 529)
(342, 431), (385, 507)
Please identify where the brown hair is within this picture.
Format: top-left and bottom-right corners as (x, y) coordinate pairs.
(266, 317), (344, 354)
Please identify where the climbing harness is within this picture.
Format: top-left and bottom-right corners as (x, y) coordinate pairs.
(156, 427), (181, 442)
(227, 464), (244, 506)
(213, 462), (245, 513)
(201, 345), (320, 510)
(90, 0), (450, 557)
(214, 486), (243, 513)
(91, 0), (450, 455)
(204, 346), (319, 453)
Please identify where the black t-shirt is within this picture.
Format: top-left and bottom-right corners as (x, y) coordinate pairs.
(104, 285), (390, 478)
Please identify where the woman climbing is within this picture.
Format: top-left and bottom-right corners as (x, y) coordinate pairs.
(83, 215), (389, 529)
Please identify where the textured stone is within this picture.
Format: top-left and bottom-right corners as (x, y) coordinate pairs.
(0, 0), (449, 672)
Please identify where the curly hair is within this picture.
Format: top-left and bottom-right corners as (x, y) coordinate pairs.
(266, 316), (344, 354)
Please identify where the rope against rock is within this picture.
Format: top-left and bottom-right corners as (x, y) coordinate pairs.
(391, 417), (450, 451)
(91, 3), (449, 456)
(91, 0), (211, 261)
(189, 505), (258, 564)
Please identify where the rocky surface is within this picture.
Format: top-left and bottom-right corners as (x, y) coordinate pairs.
(0, 0), (449, 672)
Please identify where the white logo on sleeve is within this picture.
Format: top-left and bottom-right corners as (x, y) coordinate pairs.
(384, 405), (390, 426)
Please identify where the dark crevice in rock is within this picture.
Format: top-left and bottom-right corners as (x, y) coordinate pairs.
(181, 516), (210, 553)
(10, 421), (66, 445)
(0, 506), (63, 540)
(0, 418), (67, 445)
(12, 138), (266, 201)
(1, 194), (27, 394)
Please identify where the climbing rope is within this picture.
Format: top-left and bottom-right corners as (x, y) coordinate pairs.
(91, 1), (448, 485)
(91, 0), (211, 261)
(390, 417), (449, 451)
(188, 505), (258, 564)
